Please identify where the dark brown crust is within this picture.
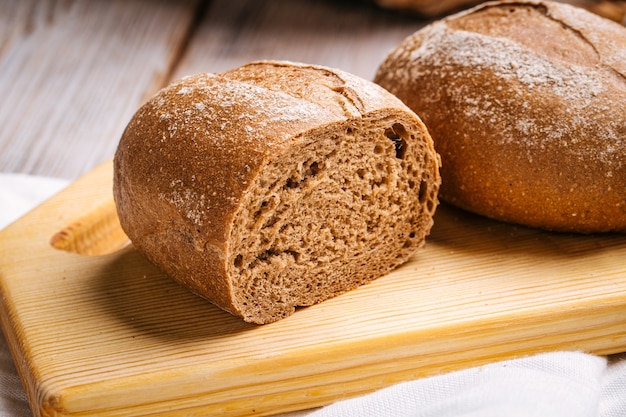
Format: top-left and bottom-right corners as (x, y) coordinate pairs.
(375, 0), (626, 233)
(113, 61), (441, 323)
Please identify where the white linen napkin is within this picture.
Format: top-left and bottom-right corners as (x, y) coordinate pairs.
(1, 173), (625, 417)
(308, 352), (610, 417)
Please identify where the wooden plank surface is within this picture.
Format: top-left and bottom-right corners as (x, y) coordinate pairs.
(1, 0), (624, 180)
(1, 160), (625, 417)
(0, 0), (200, 179)
(0, 0), (429, 180)
(172, 0), (426, 81)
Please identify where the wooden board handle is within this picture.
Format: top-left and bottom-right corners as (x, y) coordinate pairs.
(49, 198), (129, 256)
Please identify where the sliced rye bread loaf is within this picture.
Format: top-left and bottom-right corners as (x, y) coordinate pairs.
(113, 61), (441, 324)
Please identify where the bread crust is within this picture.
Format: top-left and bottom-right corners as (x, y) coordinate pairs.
(375, 0), (626, 233)
(114, 61), (440, 323)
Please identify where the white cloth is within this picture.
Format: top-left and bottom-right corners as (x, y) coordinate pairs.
(309, 352), (620, 417)
(1, 173), (625, 417)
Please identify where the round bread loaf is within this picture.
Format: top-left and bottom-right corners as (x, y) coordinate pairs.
(113, 61), (441, 324)
(375, 0), (626, 233)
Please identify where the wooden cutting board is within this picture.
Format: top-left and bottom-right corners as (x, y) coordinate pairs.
(1, 160), (625, 417)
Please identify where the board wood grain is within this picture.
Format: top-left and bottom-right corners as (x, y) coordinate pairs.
(1, 160), (625, 417)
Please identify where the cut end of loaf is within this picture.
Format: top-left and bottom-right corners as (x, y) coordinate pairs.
(228, 116), (439, 324)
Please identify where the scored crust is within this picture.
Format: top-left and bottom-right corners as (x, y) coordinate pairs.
(113, 61), (441, 324)
(375, 0), (626, 233)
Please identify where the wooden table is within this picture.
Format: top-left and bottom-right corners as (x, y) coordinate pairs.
(0, 0), (430, 180)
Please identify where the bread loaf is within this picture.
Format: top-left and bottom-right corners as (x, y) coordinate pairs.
(113, 61), (441, 324)
(375, 0), (626, 233)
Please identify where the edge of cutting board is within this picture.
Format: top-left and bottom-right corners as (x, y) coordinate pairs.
(0, 160), (625, 417)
